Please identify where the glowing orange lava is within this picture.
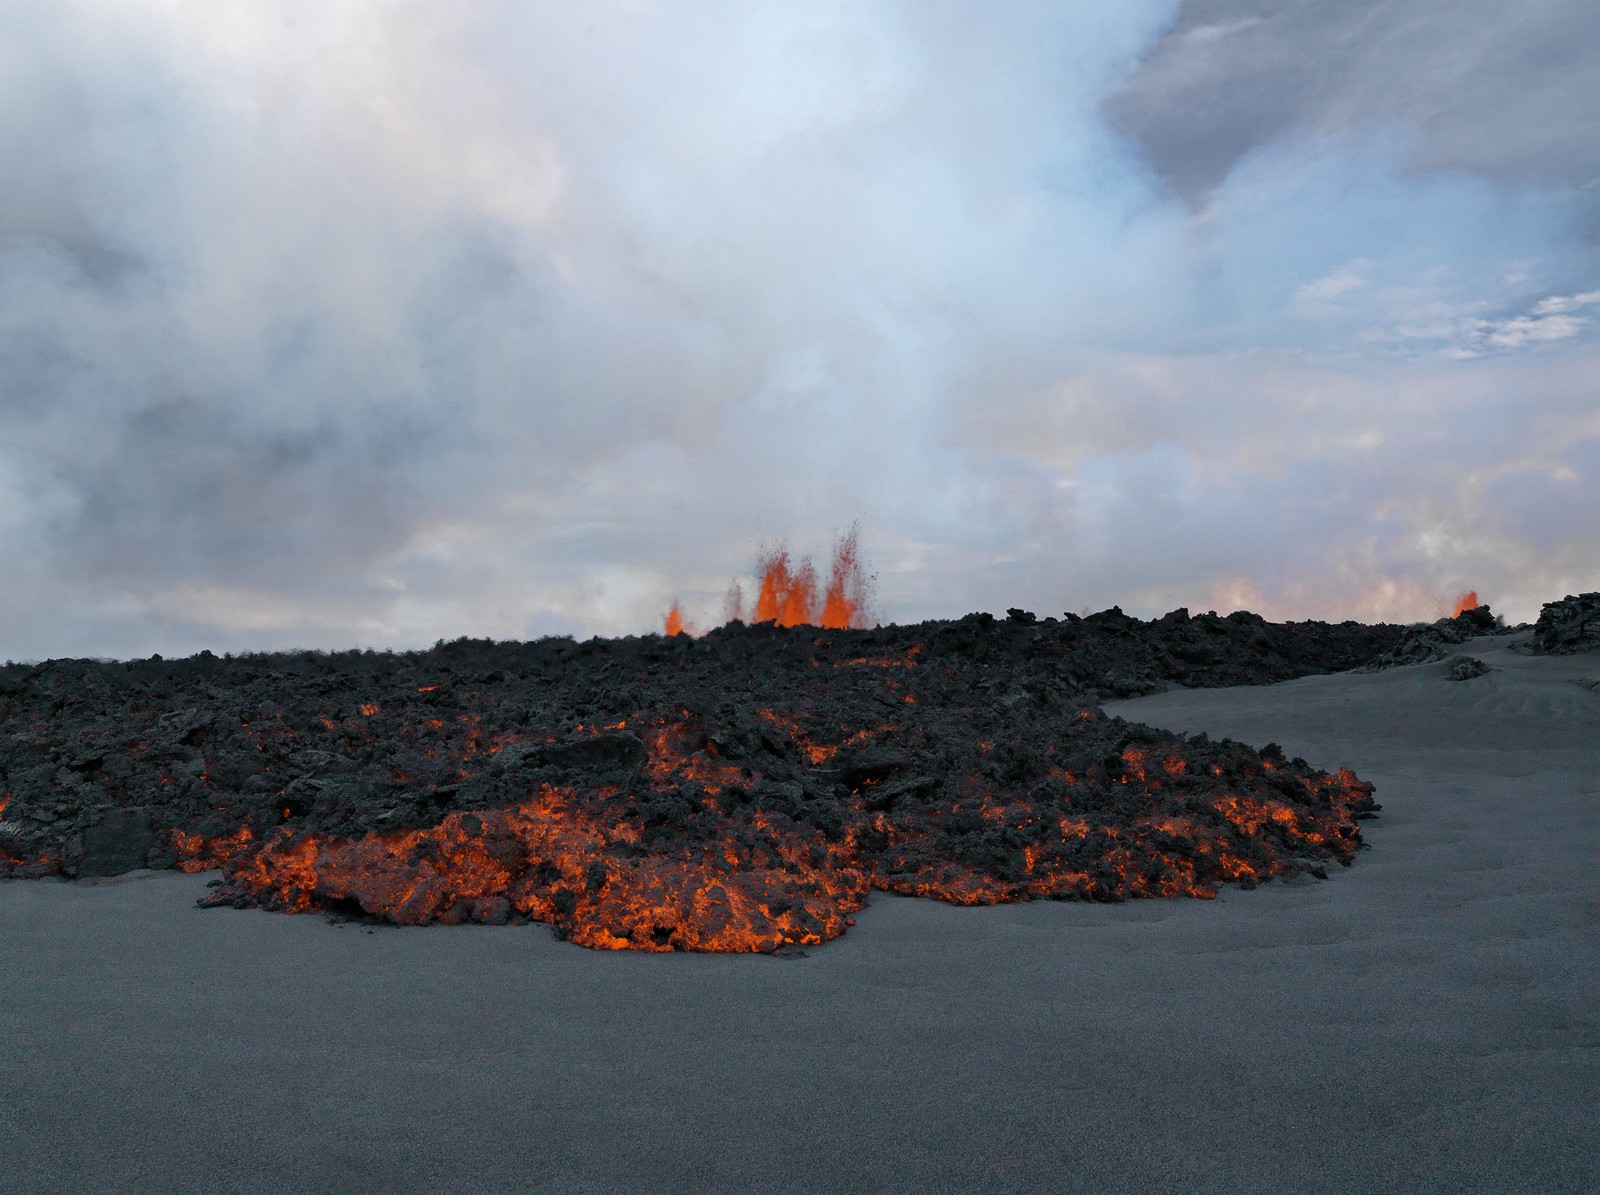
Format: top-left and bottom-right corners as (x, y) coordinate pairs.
(1451, 590), (1480, 617)
(173, 825), (255, 872)
(663, 602), (689, 637)
(4, 606), (1390, 952)
(190, 698), (1378, 952)
(754, 550), (819, 627)
(218, 786), (871, 951)
(661, 528), (873, 636)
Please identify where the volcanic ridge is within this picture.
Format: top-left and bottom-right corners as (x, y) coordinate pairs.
(2, 602), (1540, 953)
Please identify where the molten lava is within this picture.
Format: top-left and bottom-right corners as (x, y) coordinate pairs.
(219, 782), (871, 951)
(755, 527), (872, 629)
(1451, 590), (1481, 618)
(187, 652), (1377, 951)
(663, 602), (689, 637)
(819, 528), (869, 630)
(2, 606), (1398, 952)
(661, 527), (873, 636)
(172, 825), (255, 872)
(754, 550), (818, 628)
(0, 796), (58, 877)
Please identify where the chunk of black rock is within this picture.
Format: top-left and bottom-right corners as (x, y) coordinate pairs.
(287, 749), (359, 775)
(511, 733), (648, 771)
(77, 808), (156, 878)
(1448, 656), (1491, 681)
(1361, 627), (1452, 671)
(1535, 592), (1600, 655)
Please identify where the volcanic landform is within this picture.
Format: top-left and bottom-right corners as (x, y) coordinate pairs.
(1, 598), (1563, 952)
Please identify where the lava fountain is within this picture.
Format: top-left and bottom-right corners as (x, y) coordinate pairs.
(665, 527), (874, 635)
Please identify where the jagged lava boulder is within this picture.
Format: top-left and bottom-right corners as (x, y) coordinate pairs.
(1535, 593), (1600, 655)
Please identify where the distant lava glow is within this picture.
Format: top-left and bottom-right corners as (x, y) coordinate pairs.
(1451, 590), (1481, 617)
(662, 603), (691, 638)
(665, 528), (873, 635)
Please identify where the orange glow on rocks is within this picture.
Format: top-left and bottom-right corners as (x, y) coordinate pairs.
(172, 825), (255, 872)
(2, 606), (1402, 950)
(193, 694), (1377, 950)
(217, 784), (871, 950)
(1451, 590), (1480, 617)
(0, 795), (59, 878)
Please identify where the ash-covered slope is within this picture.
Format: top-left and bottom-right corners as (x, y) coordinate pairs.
(0, 607), (1399, 950)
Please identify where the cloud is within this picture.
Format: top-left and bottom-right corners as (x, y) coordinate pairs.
(968, 341), (1600, 624)
(1458, 308), (1591, 356)
(1531, 290), (1600, 317)
(0, 1), (1597, 660)
(1108, 0), (1600, 203)
(1292, 262), (1372, 315)
(1349, 288), (1600, 358)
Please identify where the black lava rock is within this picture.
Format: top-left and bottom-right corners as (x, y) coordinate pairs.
(78, 808), (156, 878)
(1535, 593), (1600, 655)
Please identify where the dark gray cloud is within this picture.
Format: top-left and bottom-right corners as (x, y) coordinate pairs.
(1108, 0), (1600, 201)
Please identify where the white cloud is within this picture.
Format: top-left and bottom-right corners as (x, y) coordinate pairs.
(1437, 290), (1600, 357)
(1183, 17), (1265, 46)
(1530, 289), (1600, 316)
(1292, 260), (1371, 314)
(1338, 284), (1599, 359)
(1465, 312), (1587, 353)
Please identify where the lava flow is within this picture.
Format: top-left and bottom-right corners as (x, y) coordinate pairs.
(2, 605), (1408, 951)
(191, 700), (1377, 948)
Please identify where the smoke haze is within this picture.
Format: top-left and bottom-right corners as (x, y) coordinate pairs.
(2, 1), (1597, 659)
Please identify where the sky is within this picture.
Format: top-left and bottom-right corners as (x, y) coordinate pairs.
(2, 0), (1597, 660)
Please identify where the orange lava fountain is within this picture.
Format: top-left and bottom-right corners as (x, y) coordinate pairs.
(1451, 590), (1480, 618)
(665, 528), (873, 636)
(663, 602), (689, 637)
